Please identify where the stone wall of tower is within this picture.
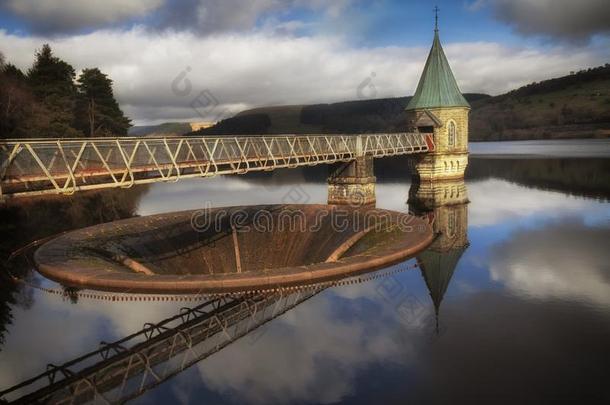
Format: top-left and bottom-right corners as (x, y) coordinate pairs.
(427, 107), (469, 154)
(407, 107), (470, 180)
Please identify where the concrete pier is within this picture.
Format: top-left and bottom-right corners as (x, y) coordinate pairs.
(327, 155), (376, 206)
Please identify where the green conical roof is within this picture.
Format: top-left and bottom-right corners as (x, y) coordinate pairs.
(406, 30), (470, 111)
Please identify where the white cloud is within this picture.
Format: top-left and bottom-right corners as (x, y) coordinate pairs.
(3, 0), (163, 34)
(0, 28), (607, 125)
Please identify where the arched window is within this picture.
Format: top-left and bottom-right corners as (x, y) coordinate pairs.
(448, 121), (456, 148)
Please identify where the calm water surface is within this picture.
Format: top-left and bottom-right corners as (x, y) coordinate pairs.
(1, 140), (609, 404)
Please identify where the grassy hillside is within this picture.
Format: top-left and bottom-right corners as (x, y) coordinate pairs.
(129, 122), (193, 137)
(195, 64), (610, 140)
(470, 64), (610, 140)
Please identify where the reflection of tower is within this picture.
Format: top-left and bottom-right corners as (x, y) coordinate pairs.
(408, 179), (469, 331)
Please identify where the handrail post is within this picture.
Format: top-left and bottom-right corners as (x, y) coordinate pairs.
(356, 135), (363, 157)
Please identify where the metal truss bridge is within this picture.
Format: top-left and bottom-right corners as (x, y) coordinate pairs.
(0, 290), (319, 404)
(0, 133), (434, 199)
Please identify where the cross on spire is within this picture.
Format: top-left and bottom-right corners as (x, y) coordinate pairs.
(434, 5), (439, 32)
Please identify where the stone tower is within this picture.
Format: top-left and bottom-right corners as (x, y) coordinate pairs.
(406, 22), (470, 180)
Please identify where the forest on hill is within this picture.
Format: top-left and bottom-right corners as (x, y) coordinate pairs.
(469, 64), (610, 140)
(0, 45), (130, 139)
(195, 64), (610, 141)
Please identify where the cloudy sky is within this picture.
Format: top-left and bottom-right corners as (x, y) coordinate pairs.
(1, 0), (609, 125)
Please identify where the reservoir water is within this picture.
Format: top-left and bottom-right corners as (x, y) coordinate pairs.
(1, 140), (609, 404)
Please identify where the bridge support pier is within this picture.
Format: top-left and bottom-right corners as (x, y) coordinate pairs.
(327, 156), (376, 206)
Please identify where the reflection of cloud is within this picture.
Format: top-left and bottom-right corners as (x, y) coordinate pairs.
(192, 286), (424, 404)
(137, 173), (415, 217)
(468, 179), (609, 227)
(137, 175), (328, 215)
(0, 290), (183, 391)
(0, 276), (431, 403)
(488, 220), (610, 308)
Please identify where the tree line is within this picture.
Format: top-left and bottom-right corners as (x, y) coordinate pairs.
(0, 44), (131, 139)
(497, 64), (610, 101)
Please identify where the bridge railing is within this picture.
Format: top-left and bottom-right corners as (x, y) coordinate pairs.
(0, 133), (431, 199)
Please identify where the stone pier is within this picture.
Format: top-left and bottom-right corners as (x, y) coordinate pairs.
(327, 155), (376, 206)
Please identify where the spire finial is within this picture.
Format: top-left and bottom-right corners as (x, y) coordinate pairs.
(434, 5), (439, 32)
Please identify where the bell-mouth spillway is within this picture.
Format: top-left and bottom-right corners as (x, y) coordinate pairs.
(34, 204), (434, 294)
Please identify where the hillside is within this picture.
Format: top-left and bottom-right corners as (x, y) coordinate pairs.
(195, 94), (489, 136)
(128, 122), (193, 137)
(470, 64), (610, 140)
(195, 64), (610, 141)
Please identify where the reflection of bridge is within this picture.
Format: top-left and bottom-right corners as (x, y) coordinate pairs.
(0, 134), (432, 199)
(0, 291), (319, 404)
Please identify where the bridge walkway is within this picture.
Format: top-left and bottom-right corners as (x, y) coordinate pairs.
(0, 133), (433, 199)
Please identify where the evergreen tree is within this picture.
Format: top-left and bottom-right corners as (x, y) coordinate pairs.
(27, 44), (82, 137)
(1, 54), (51, 139)
(75, 68), (131, 136)
(3, 63), (26, 82)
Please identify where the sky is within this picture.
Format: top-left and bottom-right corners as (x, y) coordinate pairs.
(0, 0), (609, 125)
